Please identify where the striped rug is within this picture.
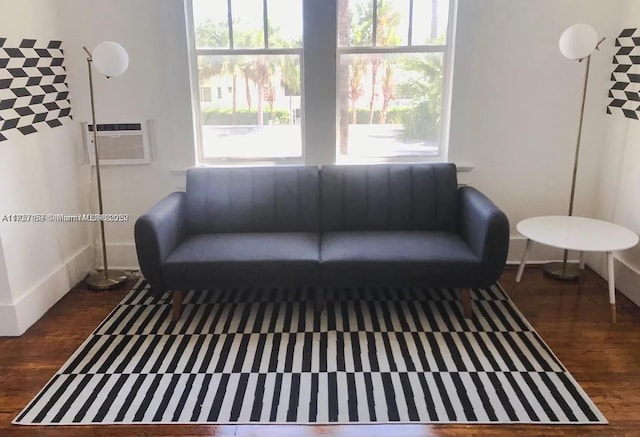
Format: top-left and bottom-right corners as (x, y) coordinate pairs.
(14, 280), (606, 425)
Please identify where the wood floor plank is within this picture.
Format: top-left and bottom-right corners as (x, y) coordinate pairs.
(1, 266), (639, 436)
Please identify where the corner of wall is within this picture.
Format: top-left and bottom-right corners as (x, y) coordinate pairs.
(0, 245), (91, 336)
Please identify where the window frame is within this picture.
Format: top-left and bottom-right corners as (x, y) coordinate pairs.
(335, 0), (457, 164)
(185, 0), (456, 166)
(186, 0), (305, 165)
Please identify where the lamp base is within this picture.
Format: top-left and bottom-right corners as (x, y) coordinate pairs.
(86, 270), (128, 290)
(542, 262), (582, 281)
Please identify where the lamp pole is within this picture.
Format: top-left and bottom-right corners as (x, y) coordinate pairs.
(83, 45), (128, 290)
(544, 35), (606, 281)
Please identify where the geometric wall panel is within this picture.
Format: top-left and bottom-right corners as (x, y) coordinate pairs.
(0, 38), (72, 142)
(608, 28), (640, 120)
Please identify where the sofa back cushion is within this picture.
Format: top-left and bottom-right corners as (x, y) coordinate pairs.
(185, 166), (320, 234)
(320, 163), (458, 232)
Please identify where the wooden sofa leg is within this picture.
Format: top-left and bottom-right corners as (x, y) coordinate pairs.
(461, 288), (473, 319)
(172, 290), (183, 321)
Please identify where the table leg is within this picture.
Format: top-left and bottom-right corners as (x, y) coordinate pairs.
(607, 252), (616, 324)
(579, 251), (586, 283)
(516, 239), (532, 283)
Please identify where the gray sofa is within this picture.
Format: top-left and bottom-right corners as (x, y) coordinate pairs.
(134, 163), (509, 320)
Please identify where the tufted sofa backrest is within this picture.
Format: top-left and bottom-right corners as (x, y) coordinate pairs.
(185, 166), (320, 234)
(320, 163), (458, 232)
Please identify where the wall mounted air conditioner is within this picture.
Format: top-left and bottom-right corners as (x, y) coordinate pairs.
(85, 122), (151, 165)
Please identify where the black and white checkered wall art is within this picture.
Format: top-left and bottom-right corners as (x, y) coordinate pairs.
(0, 38), (72, 142)
(608, 28), (640, 120)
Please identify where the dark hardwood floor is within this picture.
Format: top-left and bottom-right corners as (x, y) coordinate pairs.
(1, 266), (639, 436)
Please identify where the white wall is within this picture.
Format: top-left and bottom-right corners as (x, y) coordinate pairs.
(53, 0), (629, 271)
(57, 0), (195, 269)
(589, 1), (640, 306)
(0, 0), (91, 335)
(2, 0), (636, 336)
(450, 0), (623, 263)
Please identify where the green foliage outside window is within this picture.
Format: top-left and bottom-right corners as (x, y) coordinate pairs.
(195, 1), (445, 143)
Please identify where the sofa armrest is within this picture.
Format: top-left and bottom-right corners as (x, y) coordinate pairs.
(458, 186), (510, 287)
(134, 192), (187, 293)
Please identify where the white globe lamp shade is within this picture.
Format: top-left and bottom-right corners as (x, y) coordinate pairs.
(559, 24), (598, 60)
(92, 41), (129, 77)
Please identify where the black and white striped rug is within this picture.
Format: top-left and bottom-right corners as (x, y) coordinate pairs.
(14, 281), (606, 425)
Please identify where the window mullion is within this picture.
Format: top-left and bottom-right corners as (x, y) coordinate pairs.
(372, 0), (378, 47)
(408, 0), (414, 45)
(195, 48), (301, 56)
(337, 45), (446, 55)
(227, 0), (234, 49)
(263, 0), (269, 48)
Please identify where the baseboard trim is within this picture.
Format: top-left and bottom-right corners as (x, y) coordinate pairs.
(0, 245), (92, 336)
(96, 242), (140, 271)
(510, 235), (640, 307)
(0, 305), (20, 336)
(507, 235), (580, 265)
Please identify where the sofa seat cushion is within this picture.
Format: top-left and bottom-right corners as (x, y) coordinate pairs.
(320, 231), (481, 287)
(163, 232), (320, 289)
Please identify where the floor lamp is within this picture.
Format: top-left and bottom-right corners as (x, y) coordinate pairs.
(543, 24), (606, 281)
(84, 41), (130, 290)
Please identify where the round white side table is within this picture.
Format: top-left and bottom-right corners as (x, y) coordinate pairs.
(515, 216), (639, 323)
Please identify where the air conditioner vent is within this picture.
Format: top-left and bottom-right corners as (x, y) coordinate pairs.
(85, 121), (151, 165)
(88, 123), (142, 132)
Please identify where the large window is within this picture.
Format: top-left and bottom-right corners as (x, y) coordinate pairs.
(190, 0), (303, 161)
(188, 0), (453, 163)
(338, 0), (451, 159)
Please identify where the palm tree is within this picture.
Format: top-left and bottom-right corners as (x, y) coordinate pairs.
(338, 0), (351, 153)
(345, 1), (376, 125)
(243, 72), (252, 111)
(398, 55), (443, 114)
(397, 54), (444, 140)
(279, 55), (301, 125)
(195, 20), (244, 124)
(352, 1), (400, 124)
(197, 58), (220, 83)
(227, 59), (241, 125)
(197, 57), (226, 124)
(348, 59), (367, 124)
(372, 3), (400, 123)
(207, 57), (242, 124)
(242, 56), (272, 126)
(378, 61), (395, 124)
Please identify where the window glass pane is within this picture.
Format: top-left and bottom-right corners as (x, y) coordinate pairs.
(232, 0), (265, 49)
(338, 52), (443, 157)
(412, 0), (449, 45)
(376, 0), (410, 47)
(338, 0), (373, 47)
(198, 54), (302, 159)
(193, 0), (230, 49)
(268, 0), (302, 48)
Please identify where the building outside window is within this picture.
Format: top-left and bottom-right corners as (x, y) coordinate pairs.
(199, 86), (212, 103)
